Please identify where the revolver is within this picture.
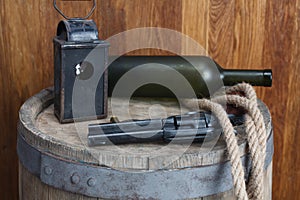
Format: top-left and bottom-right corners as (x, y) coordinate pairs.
(87, 111), (245, 146)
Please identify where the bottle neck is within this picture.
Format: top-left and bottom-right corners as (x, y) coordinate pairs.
(222, 69), (272, 87)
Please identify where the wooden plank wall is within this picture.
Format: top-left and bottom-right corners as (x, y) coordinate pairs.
(0, 0), (299, 199)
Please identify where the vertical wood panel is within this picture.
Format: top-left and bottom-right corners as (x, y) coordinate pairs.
(0, 1), (89, 199)
(262, 1), (299, 199)
(0, 1), (19, 199)
(208, 0), (235, 67)
(232, 0), (269, 98)
(98, 0), (182, 55)
(232, 0), (266, 69)
(181, 0), (209, 55)
(19, 164), (49, 200)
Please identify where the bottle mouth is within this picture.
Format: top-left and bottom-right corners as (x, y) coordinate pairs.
(263, 70), (272, 87)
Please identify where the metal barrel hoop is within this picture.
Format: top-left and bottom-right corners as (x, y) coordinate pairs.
(53, 0), (96, 20)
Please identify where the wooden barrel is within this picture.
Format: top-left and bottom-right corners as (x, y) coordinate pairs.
(17, 88), (273, 200)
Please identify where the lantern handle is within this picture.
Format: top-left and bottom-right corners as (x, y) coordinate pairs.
(53, 0), (96, 20)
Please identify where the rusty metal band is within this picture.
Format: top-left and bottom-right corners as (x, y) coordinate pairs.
(17, 132), (273, 199)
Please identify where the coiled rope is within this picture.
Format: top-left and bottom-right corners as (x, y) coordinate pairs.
(188, 83), (267, 200)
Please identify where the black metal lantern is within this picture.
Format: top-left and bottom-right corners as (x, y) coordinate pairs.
(53, 0), (109, 123)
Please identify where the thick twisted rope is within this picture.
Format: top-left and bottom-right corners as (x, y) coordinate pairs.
(187, 83), (267, 200)
(224, 84), (266, 199)
(197, 99), (249, 200)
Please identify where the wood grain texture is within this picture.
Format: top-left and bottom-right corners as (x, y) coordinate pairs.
(20, 89), (271, 170)
(262, 0), (300, 199)
(19, 163), (96, 200)
(18, 89), (272, 199)
(0, 0), (299, 199)
(98, 0), (182, 55)
(181, 0), (209, 55)
(208, 0), (235, 67)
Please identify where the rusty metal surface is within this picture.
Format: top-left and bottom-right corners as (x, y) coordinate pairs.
(53, 18), (109, 123)
(17, 132), (274, 199)
(56, 20), (99, 42)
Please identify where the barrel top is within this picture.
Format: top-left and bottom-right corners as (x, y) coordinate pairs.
(18, 88), (272, 170)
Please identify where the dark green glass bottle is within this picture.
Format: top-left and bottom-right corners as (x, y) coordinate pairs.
(108, 56), (272, 98)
